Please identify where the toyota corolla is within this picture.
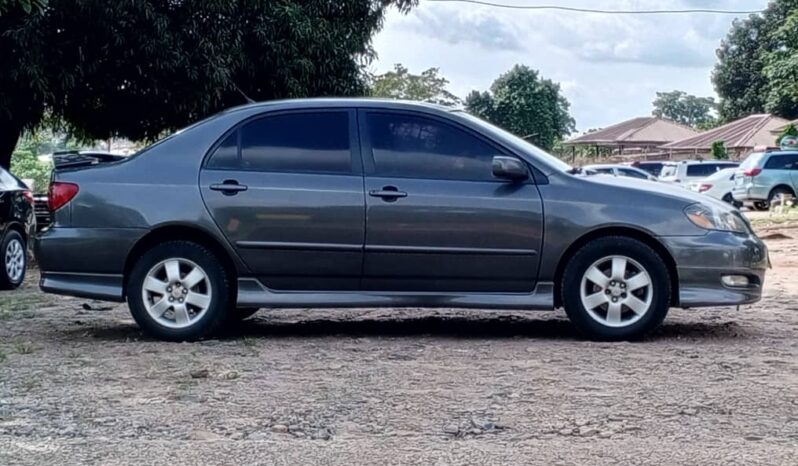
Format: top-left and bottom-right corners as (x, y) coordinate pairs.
(34, 99), (768, 341)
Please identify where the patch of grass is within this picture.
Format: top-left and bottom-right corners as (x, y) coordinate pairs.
(241, 337), (257, 348)
(0, 292), (48, 317)
(0, 350), (6, 363)
(13, 342), (36, 355)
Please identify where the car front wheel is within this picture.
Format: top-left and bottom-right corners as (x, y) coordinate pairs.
(128, 241), (232, 341)
(561, 237), (670, 341)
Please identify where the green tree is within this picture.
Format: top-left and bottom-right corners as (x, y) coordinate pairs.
(652, 90), (716, 128)
(0, 0), (417, 168)
(713, 0), (798, 122)
(776, 122), (798, 145)
(711, 140), (728, 160)
(369, 64), (460, 106)
(465, 65), (575, 150)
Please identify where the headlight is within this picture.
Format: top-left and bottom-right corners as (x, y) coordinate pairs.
(684, 203), (748, 233)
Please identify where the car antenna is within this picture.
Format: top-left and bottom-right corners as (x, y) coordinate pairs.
(234, 84), (256, 104)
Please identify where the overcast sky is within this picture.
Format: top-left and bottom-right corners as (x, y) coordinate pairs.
(372, 0), (770, 134)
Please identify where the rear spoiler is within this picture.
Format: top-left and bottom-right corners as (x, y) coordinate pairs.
(53, 151), (126, 170)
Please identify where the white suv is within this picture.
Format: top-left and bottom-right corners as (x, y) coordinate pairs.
(658, 160), (739, 187)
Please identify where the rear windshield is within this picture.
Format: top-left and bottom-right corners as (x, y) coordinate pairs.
(659, 165), (677, 178)
(740, 153), (765, 169)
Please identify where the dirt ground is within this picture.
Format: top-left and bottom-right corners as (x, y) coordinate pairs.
(2, 228), (798, 465)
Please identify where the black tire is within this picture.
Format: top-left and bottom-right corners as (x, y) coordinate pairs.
(753, 201), (769, 211)
(127, 241), (233, 341)
(561, 236), (671, 341)
(0, 230), (26, 290)
(722, 193), (742, 209)
(768, 186), (794, 207)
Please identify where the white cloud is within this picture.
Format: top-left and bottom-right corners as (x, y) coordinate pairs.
(373, 0), (768, 134)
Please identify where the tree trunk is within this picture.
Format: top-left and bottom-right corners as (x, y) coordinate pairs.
(0, 122), (23, 170)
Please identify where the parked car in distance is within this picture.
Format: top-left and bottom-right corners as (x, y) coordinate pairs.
(0, 167), (36, 289)
(689, 168), (741, 208)
(658, 160), (739, 187)
(583, 164), (657, 181)
(34, 99), (768, 342)
(626, 161), (665, 177)
(732, 148), (798, 210)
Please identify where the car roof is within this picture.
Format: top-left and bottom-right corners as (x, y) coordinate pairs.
(220, 98), (455, 115)
(662, 160), (738, 165)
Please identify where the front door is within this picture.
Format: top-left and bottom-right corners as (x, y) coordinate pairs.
(358, 110), (543, 292)
(200, 109), (365, 290)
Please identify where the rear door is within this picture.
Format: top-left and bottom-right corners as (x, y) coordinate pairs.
(358, 109), (543, 292)
(200, 109), (365, 291)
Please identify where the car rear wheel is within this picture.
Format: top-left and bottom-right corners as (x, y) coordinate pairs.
(0, 231), (26, 290)
(128, 241), (232, 341)
(722, 193), (742, 209)
(768, 186), (794, 207)
(561, 237), (670, 341)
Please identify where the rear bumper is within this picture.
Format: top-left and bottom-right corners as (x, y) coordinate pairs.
(34, 227), (145, 301)
(732, 184), (769, 203)
(660, 231), (768, 308)
(40, 272), (125, 302)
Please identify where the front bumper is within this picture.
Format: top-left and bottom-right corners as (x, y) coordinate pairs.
(660, 231), (768, 308)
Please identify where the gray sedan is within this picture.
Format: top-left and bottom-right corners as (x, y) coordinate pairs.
(34, 99), (768, 341)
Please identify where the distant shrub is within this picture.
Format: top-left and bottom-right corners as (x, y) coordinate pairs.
(711, 140), (728, 160)
(10, 150), (52, 193)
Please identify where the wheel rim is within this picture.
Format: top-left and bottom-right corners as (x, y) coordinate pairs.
(5, 238), (24, 283)
(579, 255), (653, 328)
(141, 258), (212, 329)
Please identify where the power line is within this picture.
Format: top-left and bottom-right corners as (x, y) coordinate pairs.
(426, 0), (764, 15)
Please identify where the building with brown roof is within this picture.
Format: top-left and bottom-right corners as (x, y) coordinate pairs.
(661, 114), (788, 158)
(563, 116), (698, 156)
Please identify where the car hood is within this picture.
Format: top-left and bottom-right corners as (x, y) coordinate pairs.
(581, 174), (732, 210)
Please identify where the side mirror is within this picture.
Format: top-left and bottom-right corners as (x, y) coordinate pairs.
(492, 156), (529, 181)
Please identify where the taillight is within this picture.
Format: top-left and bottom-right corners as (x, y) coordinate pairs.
(48, 182), (79, 212)
(698, 183), (712, 193)
(744, 168), (762, 177)
(22, 190), (34, 205)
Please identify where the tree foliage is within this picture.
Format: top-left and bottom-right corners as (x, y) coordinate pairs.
(713, 0), (798, 122)
(777, 122), (798, 145)
(0, 0), (417, 167)
(464, 65), (575, 150)
(711, 140), (728, 160)
(369, 64), (460, 106)
(652, 90), (716, 128)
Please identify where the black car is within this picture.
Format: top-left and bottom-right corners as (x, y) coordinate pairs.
(0, 167), (36, 289)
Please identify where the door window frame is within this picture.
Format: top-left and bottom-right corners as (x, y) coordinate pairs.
(357, 109), (538, 184)
(202, 108), (363, 176)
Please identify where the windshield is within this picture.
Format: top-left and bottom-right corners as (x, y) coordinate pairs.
(454, 111), (572, 172)
(740, 152), (765, 169)
(659, 164), (678, 178)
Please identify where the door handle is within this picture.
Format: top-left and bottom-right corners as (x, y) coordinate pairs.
(369, 186), (407, 200)
(210, 180), (248, 195)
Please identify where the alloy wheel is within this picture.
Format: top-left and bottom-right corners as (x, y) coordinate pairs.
(5, 238), (24, 284)
(141, 258), (213, 329)
(579, 255), (653, 328)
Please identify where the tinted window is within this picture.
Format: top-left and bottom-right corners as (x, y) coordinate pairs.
(594, 168), (614, 174)
(236, 112), (351, 174)
(619, 168), (648, 179)
(636, 162), (663, 176)
(686, 164), (717, 177)
(365, 113), (499, 181)
(0, 168), (20, 190)
(207, 131), (239, 169)
(764, 154), (798, 170)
